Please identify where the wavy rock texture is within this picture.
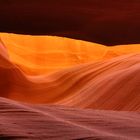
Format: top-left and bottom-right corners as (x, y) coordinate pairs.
(0, 33), (140, 139)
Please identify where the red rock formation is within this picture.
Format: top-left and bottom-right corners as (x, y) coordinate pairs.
(0, 33), (140, 139)
(0, 33), (140, 111)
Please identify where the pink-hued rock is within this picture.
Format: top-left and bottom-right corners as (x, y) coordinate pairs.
(0, 97), (140, 140)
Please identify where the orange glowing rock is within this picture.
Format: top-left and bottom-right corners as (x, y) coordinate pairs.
(1, 33), (140, 76)
(0, 33), (106, 75)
